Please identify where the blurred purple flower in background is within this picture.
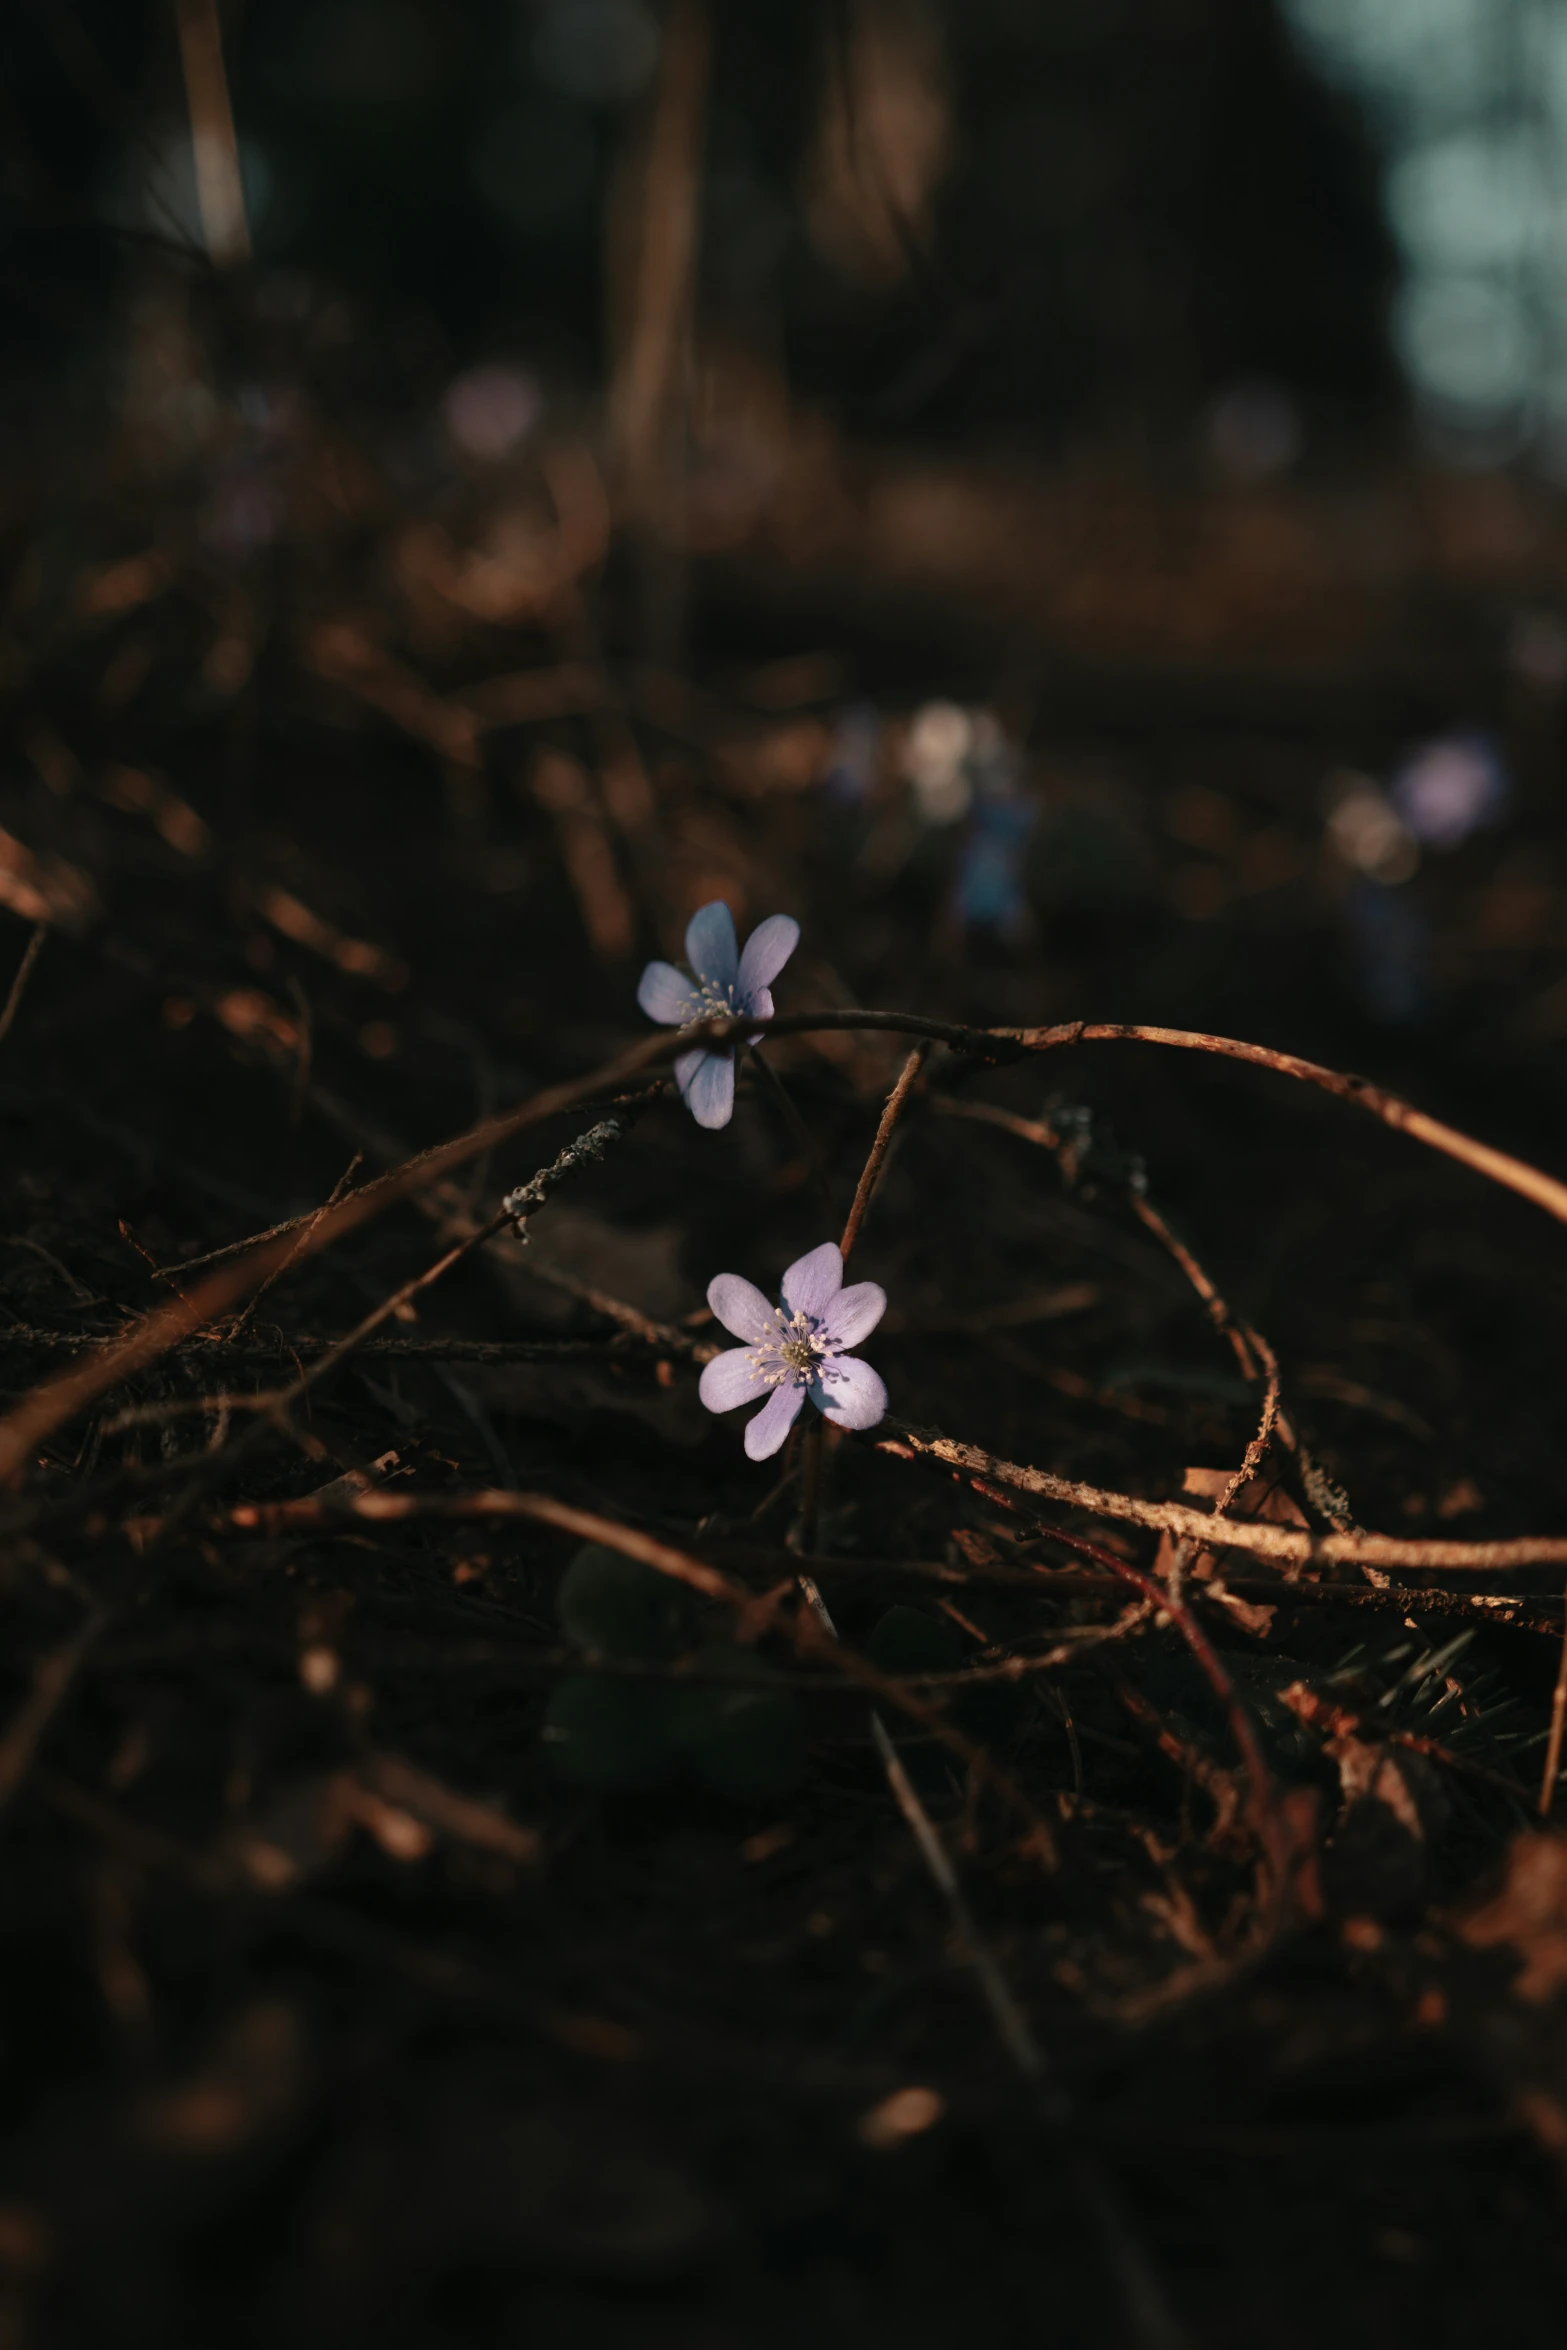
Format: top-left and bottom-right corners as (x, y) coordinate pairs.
(441, 363), (543, 463)
(637, 900), (799, 1128)
(952, 714), (1035, 938)
(699, 1242), (888, 1459)
(1390, 730), (1509, 850)
(823, 701), (882, 806)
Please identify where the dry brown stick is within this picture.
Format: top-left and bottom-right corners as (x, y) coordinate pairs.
(795, 1041), (932, 1730)
(608, 0), (710, 532)
(247, 1207), (514, 1441)
(234, 1486), (746, 1605)
(866, 1712), (1190, 2350)
(840, 1043), (929, 1264)
(870, 1721), (1044, 2070)
(879, 1425), (1567, 1573)
(790, 1609), (1057, 1864)
(0, 1326), (655, 1366)
(1214, 1325), (1281, 1523)
(173, 0), (249, 265)
(1107, 1669), (1244, 1849)
(1024, 1523), (1279, 1854)
(215, 1480), (1060, 1861)
(1278, 1682), (1532, 1805)
(935, 1095), (1350, 1535)
(0, 924), (46, 1049)
(1540, 1588), (1567, 1816)
(227, 1152), (362, 1342)
(21, 989), (1550, 1482)
(740, 1010), (1567, 1230)
(204, 1117), (640, 1471)
(1126, 1197), (1356, 1538)
(894, 1455), (1315, 1934)
(0, 1035), (675, 1484)
(0, 1609), (106, 1815)
(164, 1496), (1567, 1635)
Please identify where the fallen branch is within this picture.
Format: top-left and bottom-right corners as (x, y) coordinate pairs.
(880, 1426), (1567, 1574)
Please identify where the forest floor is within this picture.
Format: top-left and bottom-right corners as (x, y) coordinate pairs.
(3, 377), (1567, 2347)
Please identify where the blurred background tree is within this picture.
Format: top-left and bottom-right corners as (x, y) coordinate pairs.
(3, 0), (1408, 472)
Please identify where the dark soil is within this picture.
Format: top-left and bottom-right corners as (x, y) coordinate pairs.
(2, 392), (1567, 2350)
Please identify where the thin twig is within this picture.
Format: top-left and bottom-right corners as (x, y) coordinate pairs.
(0, 1326), (660, 1366)
(227, 1153), (362, 1341)
(879, 1425), (1567, 1573)
(935, 1093), (1354, 1537)
(0, 923), (46, 1049)
(870, 1717), (1044, 2070)
(749, 1045), (838, 1231)
(10, 990), (1557, 1487)
(0, 1609), (106, 1815)
(1541, 1584), (1567, 1816)
(1213, 1325), (1281, 1522)
(840, 1043), (928, 1263)
(740, 1010), (1567, 1233)
(173, 0), (249, 265)
(0, 1068), (666, 1485)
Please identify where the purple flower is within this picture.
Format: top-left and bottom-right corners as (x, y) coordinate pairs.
(698, 1241), (889, 1460)
(636, 900), (799, 1129)
(1389, 731), (1509, 851)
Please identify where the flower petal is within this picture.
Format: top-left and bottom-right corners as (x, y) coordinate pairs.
(637, 960), (695, 1024)
(744, 986), (773, 1048)
(699, 1346), (769, 1414)
(707, 1272), (776, 1343)
(736, 913), (799, 1003)
(675, 1046), (736, 1129)
(780, 1242), (843, 1322)
(820, 1280), (886, 1350)
(684, 900), (738, 992)
(744, 1381), (805, 1460)
(814, 1354), (888, 1432)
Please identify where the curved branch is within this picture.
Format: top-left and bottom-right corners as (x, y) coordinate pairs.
(735, 1011), (1567, 1231)
(879, 1425), (1567, 1574)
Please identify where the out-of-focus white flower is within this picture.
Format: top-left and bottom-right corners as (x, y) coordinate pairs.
(1324, 771), (1420, 885)
(440, 363), (543, 463)
(1389, 730), (1508, 850)
(903, 701), (973, 825)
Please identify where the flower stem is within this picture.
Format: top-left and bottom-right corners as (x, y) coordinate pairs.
(747, 1044), (838, 1231)
(797, 1411), (824, 1561)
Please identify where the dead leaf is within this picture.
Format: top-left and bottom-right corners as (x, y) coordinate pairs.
(0, 829), (96, 933)
(214, 987), (299, 1054)
(101, 766), (210, 858)
(360, 1750), (541, 1867)
(254, 884), (406, 990)
(1459, 1832), (1567, 2002)
(77, 551), (170, 619)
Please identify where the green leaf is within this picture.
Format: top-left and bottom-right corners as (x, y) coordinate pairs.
(541, 1675), (676, 1789)
(557, 1543), (699, 1661)
(664, 1645), (805, 1802)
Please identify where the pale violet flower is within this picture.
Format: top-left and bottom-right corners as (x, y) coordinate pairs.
(637, 900), (799, 1129)
(1389, 731), (1509, 851)
(698, 1242), (888, 1460)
